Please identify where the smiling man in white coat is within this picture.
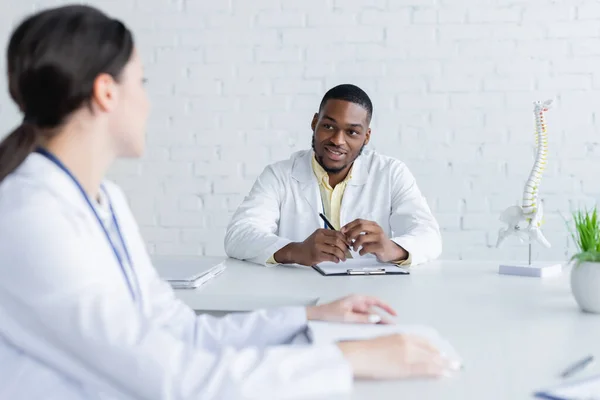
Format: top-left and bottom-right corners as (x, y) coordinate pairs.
(225, 84), (442, 267)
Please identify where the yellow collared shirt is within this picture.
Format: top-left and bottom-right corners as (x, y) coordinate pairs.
(311, 155), (352, 231)
(268, 155), (411, 265)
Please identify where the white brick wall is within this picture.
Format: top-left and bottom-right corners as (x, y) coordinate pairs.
(1, 0), (599, 262)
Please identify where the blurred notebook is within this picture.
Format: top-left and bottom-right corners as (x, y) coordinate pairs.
(154, 259), (226, 289)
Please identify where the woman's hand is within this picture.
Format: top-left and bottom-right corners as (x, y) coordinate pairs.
(306, 294), (397, 324)
(338, 334), (460, 380)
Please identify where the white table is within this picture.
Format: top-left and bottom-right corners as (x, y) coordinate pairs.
(152, 256), (600, 400)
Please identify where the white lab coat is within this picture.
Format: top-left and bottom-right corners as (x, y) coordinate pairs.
(0, 153), (352, 400)
(225, 149), (441, 266)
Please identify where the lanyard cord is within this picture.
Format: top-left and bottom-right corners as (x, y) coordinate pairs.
(35, 148), (139, 302)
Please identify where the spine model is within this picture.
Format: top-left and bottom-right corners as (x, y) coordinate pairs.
(496, 99), (553, 249)
(522, 101), (550, 216)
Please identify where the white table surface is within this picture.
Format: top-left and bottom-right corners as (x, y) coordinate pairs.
(152, 256), (600, 400)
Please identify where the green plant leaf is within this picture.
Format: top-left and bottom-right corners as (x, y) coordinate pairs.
(569, 207), (600, 263)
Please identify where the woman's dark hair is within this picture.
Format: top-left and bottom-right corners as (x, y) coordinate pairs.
(0, 5), (134, 182)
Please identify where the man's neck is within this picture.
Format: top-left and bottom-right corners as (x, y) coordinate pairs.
(328, 164), (353, 188)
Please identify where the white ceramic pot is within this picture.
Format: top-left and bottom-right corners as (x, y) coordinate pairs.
(570, 261), (600, 313)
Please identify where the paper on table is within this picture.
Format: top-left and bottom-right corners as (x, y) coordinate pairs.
(534, 374), (600, 399)
(306, 320), (462, 366)
(164, 262), (226, 289)
(315, 256), (409, 275)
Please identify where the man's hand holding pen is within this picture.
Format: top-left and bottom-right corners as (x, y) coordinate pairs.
(273, 228), (350, 266)
(273, 213), (408, 266)
(341, 219), (409, 263)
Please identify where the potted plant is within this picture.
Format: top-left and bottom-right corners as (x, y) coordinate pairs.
(569, 207), (600, 313)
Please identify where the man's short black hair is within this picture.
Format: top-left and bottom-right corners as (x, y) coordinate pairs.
(318, 84), (373, 122)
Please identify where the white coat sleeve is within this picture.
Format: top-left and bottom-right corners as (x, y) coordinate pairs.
(0, 209), (353, 400)
(224, 165), (292, 266)
(108, 181), (315, 349)
(144, 264), (313, 349)
(389, 161), (442, 266)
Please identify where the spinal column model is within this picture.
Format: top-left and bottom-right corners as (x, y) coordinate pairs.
(496, 99), (553, 249)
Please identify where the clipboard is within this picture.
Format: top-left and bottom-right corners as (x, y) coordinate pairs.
(312, 257), (410, 276)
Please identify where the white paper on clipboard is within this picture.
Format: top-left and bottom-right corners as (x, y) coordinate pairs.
(314, 256), (409, 276)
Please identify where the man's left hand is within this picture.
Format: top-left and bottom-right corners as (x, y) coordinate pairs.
(341, 219), (408, 263)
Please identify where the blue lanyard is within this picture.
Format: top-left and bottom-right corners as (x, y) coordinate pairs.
(35, 148), (139, 302)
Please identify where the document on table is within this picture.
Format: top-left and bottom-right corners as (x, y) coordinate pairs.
(313, 256), (409, 276)
(534, 375), (600, 399)
(306, 320), (462, 367)
(154, 260), (226, 289)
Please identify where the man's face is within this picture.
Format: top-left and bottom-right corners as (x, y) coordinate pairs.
(311, 99), (371, 174)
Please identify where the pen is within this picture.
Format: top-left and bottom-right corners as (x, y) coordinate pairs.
(319, 213), (336, 230)
(561, 355), (594, 378)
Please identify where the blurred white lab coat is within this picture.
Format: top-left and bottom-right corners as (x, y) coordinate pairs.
(225, 149), (442, 266)
(0, 153), (352, 400)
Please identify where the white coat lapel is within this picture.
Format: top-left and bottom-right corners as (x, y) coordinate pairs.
(346, 153), (368, 187)
(291, 151), (322, 226)
(340, 153), (369, 226)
